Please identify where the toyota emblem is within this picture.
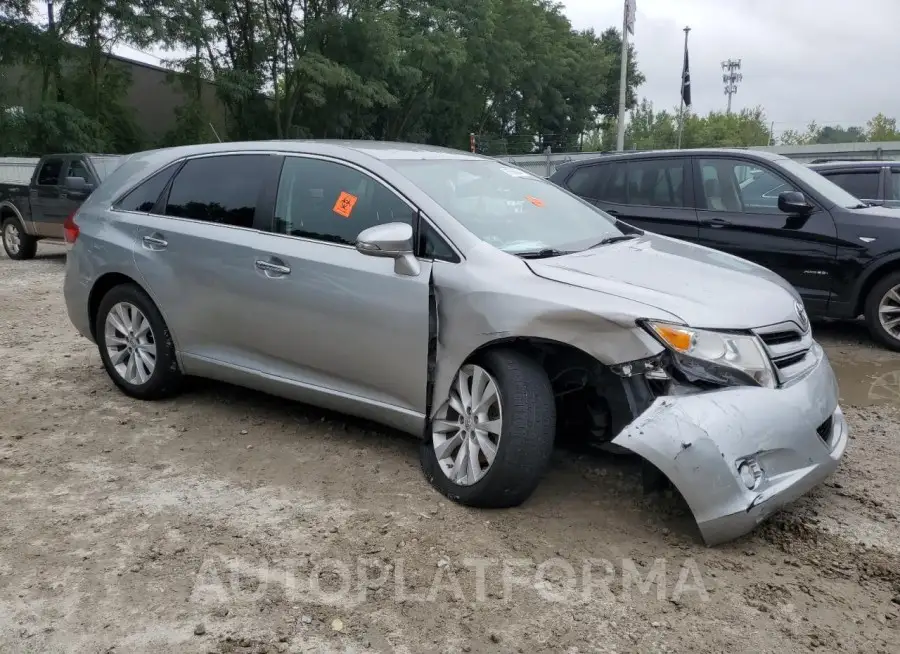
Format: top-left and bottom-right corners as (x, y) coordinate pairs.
(795, 301), (809, 331)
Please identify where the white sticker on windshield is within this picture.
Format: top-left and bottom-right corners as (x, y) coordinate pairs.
(500, 166), (534, 178)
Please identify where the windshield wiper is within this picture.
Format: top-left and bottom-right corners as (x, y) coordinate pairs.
(589, 234), (640, 248)
(514, 248), (573, 259)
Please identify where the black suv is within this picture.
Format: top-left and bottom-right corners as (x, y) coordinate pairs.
(808, 160), (900, 208)
(549, 149), (900, 350)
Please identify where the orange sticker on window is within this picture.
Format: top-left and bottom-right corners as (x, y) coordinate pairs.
(332, 191), (358, 218)
(525, 195), (545, 207)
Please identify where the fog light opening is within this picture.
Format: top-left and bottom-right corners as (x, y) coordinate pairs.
(738, 459), (763, 490)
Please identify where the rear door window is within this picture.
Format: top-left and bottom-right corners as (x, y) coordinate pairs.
(891, 168), (900, 201)
(596, 159), (685, 207)
(624, 159), (686, 207)
(820, 170), (880, 200)
(164, 155), (274, 229)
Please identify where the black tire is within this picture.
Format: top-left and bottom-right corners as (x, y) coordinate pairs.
(95, 283), (183, 400)
(2, 216), (38, 260)
(420, 348), (556, 508)
(864, 271), (900, 352)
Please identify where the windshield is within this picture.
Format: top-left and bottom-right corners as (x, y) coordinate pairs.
(389, 159), (623, 253)
(775, 156), (865, 208)
(88, 155), (126, 180)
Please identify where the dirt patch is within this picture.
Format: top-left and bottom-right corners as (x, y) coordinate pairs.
(2, 245), (900, 653)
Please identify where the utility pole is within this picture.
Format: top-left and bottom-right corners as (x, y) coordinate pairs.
(616, 0), (636, 151)
(722, 59), (742, 114)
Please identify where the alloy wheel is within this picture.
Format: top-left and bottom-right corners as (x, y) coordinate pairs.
(104, 302), (157, 385)
(432, 364), (503, 486)
(3, 222), (21, 256)
(878, 284), (900, 340)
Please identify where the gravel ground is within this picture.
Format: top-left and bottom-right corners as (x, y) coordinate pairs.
(1, 244), (899, 654)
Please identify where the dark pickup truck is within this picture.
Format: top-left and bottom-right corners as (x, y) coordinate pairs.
(1, 153), (125, 259)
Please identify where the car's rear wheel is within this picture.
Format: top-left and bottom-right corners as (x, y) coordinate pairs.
(2, 217), (37, 260)
(864, 271), (900, 352)
(420, 349), (556, 508)
(95, 283), (182, 399)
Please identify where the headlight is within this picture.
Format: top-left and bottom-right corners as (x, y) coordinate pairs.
(643, 321), (777, 389)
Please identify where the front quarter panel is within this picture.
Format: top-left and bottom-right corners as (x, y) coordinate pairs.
(429, 244), (671, 419)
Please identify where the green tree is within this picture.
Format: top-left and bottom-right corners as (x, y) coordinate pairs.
(595, 27), (645, 119)
(866, 113), (900, 141)
(625, 99), (676, 149)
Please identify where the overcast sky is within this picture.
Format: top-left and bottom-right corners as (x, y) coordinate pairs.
(562, 0), (900, 135)
(98, 0), (900, 138)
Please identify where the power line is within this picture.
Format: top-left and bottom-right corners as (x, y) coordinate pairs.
(721, 58), (742, 114)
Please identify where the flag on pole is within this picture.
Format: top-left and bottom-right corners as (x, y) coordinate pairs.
(625, 0), (636, 35)
(681, 45), (692, 107)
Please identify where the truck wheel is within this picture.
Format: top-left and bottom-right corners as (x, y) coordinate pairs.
(420, 349), (556, 508)
(95, 283), (183, 400)
(865, 271), (900, 352)
(2, 217), (37, 260)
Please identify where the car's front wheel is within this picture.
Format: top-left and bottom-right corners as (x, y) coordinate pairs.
(95, 283), (183, 399)
(864, 271), (900, 352)
(2, 217), (37, 260)
(420, 349), (556, 508)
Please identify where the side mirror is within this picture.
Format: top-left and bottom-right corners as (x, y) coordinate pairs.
(777, 190), (812, 215)
(356, 222), (414, 258)
(356, 222), (420, 277)
(64, 176), (92, 192)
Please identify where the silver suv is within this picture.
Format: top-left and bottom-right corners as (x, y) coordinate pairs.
(63, 141), (848, 545)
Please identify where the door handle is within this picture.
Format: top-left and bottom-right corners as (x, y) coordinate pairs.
(703, 217), (732, 228)
(141, 234), (168, 250)
(255, 258), (291, 277)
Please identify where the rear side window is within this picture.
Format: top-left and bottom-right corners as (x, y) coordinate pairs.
(565, 165), (606, 198)
(115, 162), (181, 213)
(822, 170), (879, 200)
(892, 169), (900, 200)
(597, 159), (685, 207)
(164, 155), (273, 228)
(37, 158), (63, 185)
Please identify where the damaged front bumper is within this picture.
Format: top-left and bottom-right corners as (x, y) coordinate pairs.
(612, 342), (847, 546)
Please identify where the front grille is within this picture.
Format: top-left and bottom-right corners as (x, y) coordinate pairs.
(753, 321), (815, 385)
(759, 330), (799, 346)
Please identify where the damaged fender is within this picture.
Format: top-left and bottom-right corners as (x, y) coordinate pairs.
(612, 345), (848, 546)
(427, 253), (669, 423)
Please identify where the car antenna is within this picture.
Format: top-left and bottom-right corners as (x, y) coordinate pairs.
(209, 123), (222, 143)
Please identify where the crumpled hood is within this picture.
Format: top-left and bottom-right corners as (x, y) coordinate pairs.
(525, 233), (803, 330)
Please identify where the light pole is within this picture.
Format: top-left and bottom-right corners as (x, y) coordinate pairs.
(616, 0), (636, 151)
